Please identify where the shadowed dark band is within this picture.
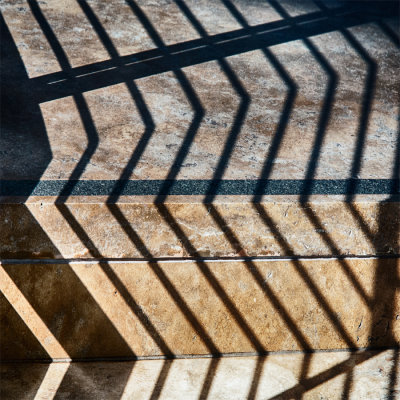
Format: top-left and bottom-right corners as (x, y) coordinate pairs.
(1, 179), (399, 197)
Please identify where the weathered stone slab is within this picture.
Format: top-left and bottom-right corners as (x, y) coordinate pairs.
(1, 350), (398, 399)
(1, 258), (398, 360)
(1, 200), (398, 259)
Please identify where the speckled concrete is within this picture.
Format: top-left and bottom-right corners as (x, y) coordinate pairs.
(1, 350), (399, 399)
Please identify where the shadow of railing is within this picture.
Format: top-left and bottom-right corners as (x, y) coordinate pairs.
(1, 0), (399, 399)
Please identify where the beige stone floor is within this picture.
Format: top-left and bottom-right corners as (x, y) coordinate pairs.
(1, 0), (399, 182)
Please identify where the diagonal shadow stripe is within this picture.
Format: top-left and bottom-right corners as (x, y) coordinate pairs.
(27, 0), (100, 200)
(57, 4), (225, 398)
(2, 1), (399, 399)
(27, 5), (380, 103)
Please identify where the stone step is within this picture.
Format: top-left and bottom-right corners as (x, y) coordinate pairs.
(1, 350), (398, 399)
(1, 199), (399, 260)
(1, 0), (399, 397)
(1, 258), (398, 360)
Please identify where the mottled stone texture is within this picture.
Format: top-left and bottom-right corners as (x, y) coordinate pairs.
(1, 201), (399, 259)
(1, 258), (399, 359)
(1, 350), (399, 399)
(1, 1), (399, 182)
(1, 0), (399, 397)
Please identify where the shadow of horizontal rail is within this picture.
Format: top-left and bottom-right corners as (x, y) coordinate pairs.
(27, 6), (380, 103)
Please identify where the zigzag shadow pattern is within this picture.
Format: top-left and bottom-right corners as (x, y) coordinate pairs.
(1, 0), (399, 398)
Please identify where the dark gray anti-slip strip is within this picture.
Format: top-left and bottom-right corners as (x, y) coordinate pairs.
(1, 179), (399, 197)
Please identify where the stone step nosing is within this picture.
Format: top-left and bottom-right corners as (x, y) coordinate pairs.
(1, 254), (399, 265)
(2, 345), (398, 365)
